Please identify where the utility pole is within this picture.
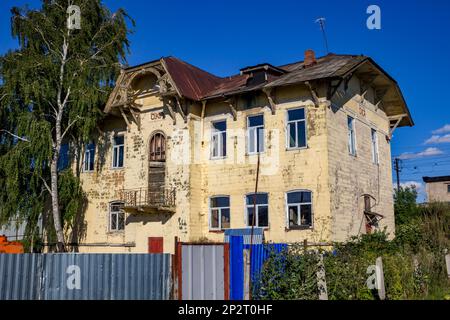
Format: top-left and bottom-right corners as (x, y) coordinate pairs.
(315, 17), (329, 54)
(248, 152), (261, 300)
(394, 158), (401, 190)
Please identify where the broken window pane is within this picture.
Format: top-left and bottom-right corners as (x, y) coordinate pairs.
(110, 202), (124, 231)
(210, 196), (230, 230)
(221, 208), (230, 229)
(210, 209), (220, 229)
(288, 205), (299, 227)
(246, 193), (269, 227)
(286, 191), (312, 228)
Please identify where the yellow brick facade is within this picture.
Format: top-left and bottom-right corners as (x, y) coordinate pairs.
(77, 71), (399, 253)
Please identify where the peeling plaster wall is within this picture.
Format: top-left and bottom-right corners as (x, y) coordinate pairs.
(328, 76), (395, 241)
(191, 85), (332, 244)
(79, 94), (191, 253)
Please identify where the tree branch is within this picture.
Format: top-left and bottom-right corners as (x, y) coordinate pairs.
(61, 115), (81, 141)
(0, 129), (30, 142)
(39, 175), (52, 194)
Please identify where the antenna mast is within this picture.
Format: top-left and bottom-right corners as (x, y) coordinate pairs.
(315, 17), (329, 54)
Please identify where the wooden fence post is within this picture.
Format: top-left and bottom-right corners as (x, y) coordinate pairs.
(376, 257), (385, 300)
(445, 254), (450, 279)
(243, 248), (251, 300)
(316, 253), (328, 300)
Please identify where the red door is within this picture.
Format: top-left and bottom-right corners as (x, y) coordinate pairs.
(148, 237), (164, 253)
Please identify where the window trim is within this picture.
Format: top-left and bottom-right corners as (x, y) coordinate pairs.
(109, 201), (125, 232)
(209, 195), (231, 231)
(83, 142), (95, 172)
(112, 133), (125, 169)
(286, 107), (308, 150)
(347, 116), (357, 156)
(285, 189), (314, 230)
(247, 114), (265, 155)
(210, 120), (227, 160)
(371, 128), (379, 165)
(245, 192), (269, 229)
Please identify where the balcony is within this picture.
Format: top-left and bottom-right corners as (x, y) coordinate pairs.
(119, 187), (176, 214)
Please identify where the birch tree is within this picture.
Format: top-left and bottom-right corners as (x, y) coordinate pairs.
(0, 0), (133, 251)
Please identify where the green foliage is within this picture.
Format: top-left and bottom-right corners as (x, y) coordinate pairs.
(254, 202), (450, 300)
(394, 186), (420, 225)
(255, 244), (319, 300)
(0, 0), (133, 249)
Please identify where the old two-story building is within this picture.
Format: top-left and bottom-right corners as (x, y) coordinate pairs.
(77, 50), (413, 253)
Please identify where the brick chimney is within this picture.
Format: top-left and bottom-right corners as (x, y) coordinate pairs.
(304, 49), (317, 68)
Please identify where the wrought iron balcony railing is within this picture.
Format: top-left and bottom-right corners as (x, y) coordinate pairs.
(119, 187), (176, 213)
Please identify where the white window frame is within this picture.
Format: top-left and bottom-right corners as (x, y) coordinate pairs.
(109, 201), (125, 232)
(247, 114), (265, 154)
(112, 133), (125, 168)
(83, 142), (95, 172)
(371, 128), (379, 164)
(285, 190), (313, 229)
(211, 120), (227, 159)
(286, 107), (307, 150)
(209, 196), (231, 231)
(245, 192), (269, 228)
(348, 116), (357, 156)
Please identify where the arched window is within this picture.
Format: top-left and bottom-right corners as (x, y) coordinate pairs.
(149, 132), (166, 161)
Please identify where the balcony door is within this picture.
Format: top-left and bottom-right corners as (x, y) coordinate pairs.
(149, 132), (166, 203)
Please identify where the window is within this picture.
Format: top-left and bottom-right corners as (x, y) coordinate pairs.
(149, 132), (166, 161)
(211, 120), (226, 158)
(287, 108), (307, 149)
(83, 142), (95, 172)
(57, 143), (70, 171)
(209, 196), (231, 230)
(112, 134), (124, 168)
(286, 190), (312, 228)
(348, 116), (356, 156)
(246, 193), (269, 228)
(110, 202), (125, 231)
(371, 129), (378, 164)
(247, 115), (264, 154)
(447, 184), (450, 193)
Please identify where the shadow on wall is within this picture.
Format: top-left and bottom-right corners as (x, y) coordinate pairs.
(126, 212), (171, 226)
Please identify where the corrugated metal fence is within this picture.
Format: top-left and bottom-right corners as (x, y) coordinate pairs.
(0, 253), (171, 300)
(178, 243), (229, 300)
(229, 236), (287, 300)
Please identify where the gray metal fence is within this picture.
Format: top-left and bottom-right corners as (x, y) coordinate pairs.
(179, 244), (229, 300)
(0, 253), (172, 300)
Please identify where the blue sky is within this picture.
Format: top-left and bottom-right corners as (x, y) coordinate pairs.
(1, 0), (450, 201)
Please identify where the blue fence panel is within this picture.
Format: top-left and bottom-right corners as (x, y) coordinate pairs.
(230, 236), (244, 300)
(228, 237), (287, 300)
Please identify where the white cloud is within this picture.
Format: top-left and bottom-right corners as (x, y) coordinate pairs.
(432, 124), (450, 135)
(398, 147), (444, 160)
(400, 181), (423, 191)
(424, 134), (450, 145)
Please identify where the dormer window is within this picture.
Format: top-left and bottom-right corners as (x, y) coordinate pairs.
(240, 64), (286, 86)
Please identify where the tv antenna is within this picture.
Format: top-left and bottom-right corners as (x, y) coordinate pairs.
(315, 17), (329, 54)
